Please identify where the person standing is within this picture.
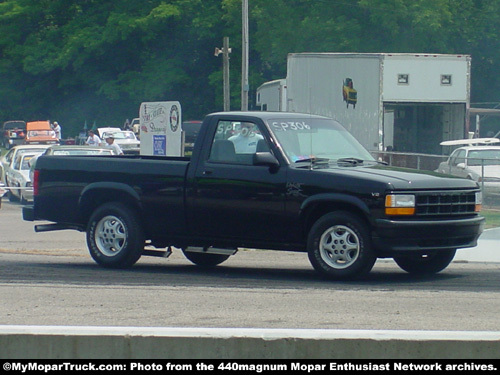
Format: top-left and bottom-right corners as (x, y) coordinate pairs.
(104, 134), (123, 155)
(52, 121), (62, 140)
(228, 122), (263, 153)
(85, 130), (101, 146)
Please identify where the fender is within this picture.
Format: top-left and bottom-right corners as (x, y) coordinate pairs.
(79, 182), (142, 212)
(299, 193), (372, 225)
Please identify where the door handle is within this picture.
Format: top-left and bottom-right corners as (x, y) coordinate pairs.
(202, 169), (213, 175)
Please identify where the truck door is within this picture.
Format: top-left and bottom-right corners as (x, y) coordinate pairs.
(189, 119), (288, 242)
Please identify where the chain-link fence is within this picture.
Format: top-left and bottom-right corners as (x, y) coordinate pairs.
(371, 151), (500, 208)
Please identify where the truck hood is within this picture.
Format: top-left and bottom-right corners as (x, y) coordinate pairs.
(314, 164), (479, 191)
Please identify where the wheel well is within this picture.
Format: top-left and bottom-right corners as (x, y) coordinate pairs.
(80, 189), (142, 226)
(303, 201), (370, 238)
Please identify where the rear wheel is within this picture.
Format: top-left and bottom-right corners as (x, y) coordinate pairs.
(393, 249), (456, 275)
(20, 190), (27, 204)
(86, 202), (144, 268)
(307, 212), (376, 280)
(182, 250), (230, 268)
(7, 183), (19, 202)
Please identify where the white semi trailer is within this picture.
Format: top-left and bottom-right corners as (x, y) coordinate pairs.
(256, 53), (471, 154)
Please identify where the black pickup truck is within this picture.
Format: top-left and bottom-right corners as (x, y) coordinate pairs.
(23, 112), (484, 280)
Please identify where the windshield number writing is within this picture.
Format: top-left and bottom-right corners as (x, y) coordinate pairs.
(272, 121), (310, 132)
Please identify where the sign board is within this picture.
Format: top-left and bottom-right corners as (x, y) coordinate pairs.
(139, 101), (182, 156)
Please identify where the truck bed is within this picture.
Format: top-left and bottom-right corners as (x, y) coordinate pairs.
(33, 154), (190, 237)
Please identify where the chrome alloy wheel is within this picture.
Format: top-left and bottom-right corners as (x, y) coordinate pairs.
(94, 215), (127, 257)
(319, 225), (360, 269)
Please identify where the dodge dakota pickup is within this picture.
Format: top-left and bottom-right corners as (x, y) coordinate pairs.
(23, 112), (485, 280)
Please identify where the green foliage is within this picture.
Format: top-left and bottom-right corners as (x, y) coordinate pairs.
(0, 0), (499, 137)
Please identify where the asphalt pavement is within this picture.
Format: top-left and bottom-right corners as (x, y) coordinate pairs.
(0, 199), (498, 262)
(455, 227), (500, 262)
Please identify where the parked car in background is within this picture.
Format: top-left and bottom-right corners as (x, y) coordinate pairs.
(28, 145), (119, 184)
(25, 121), (58, 145)
(0, 181), (6, 208)
(130, 118), (140, 138)
(436, 146), (500, 200)
(0, 144), (51, 185)
(98, 127), (140, 154)
(5, 152), (42, 203)
(182, 120), (202, 155)
(43, 145), (118, 156)
(1, 120), (26, 149)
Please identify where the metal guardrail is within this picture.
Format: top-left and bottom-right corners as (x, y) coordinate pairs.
(371, 151), (500, 207)
(372, 151), (446, 171)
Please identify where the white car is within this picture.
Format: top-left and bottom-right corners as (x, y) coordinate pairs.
(436, 146), (500, 199)
(0, 144), (51, 185)
(98, 127), (140, 154)
(28, 145), (119, 185)
(43, 145), (118, 156)
(0, 181), (6, 208)
(5, 152), (42, 203)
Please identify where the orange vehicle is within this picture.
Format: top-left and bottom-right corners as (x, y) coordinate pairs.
(24, 121), (58, 145)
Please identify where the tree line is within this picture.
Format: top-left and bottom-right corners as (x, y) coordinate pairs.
(1, 0), (499, 137)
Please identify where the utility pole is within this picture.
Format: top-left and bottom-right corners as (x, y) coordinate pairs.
(215, 37), (231, 111)
(241, 0), (249, 111)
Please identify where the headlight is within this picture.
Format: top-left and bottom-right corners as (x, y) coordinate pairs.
(385, 194), (415, 216)
(475, 191), (482, 212)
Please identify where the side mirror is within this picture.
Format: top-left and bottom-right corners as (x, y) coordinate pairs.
(253, 152), (279, 168)
(457, 162), (466, 169)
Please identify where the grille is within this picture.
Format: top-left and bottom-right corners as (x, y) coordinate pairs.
(415, 191), (477, 216)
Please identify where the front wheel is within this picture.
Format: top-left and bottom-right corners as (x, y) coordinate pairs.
(307, 212), (376, 280)
(393, 249), (456, 275)
(86, 202), (144, 268)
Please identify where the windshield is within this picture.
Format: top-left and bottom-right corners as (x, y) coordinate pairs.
(28, 130), (55, 137)
(467, 149), (500, 166)
(4, 121), (26, 130)
(267, 118), (374, 163)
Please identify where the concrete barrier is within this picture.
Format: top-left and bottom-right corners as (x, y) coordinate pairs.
(1, 326), (499, 359)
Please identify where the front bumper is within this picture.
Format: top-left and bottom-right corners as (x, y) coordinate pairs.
(7, 138), (24, 147)
(372, 215), (485, 254)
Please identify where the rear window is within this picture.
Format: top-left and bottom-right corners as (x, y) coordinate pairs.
(4, 121), (26, 130)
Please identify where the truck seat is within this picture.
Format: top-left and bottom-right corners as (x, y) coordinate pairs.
(210, 140), (237, 162)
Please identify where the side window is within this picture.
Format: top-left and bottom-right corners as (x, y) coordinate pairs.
(208, 120), (269, 165)
(6, 150), (14, 164)
(13, 155), (21, 170)
(455, 150), (466, 165)
(451, 150), (466, 166)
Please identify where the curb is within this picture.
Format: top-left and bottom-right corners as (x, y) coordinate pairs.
(1, 326), (499, 359)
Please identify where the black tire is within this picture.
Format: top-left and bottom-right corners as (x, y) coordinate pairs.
(86, 202), (144, 268)
(307, 212), (376, 280)
(8, 188), (19, 202)
(20, 191), (27, 205)
(182, 250), (230, 268)
(393, 249), (456, 275)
